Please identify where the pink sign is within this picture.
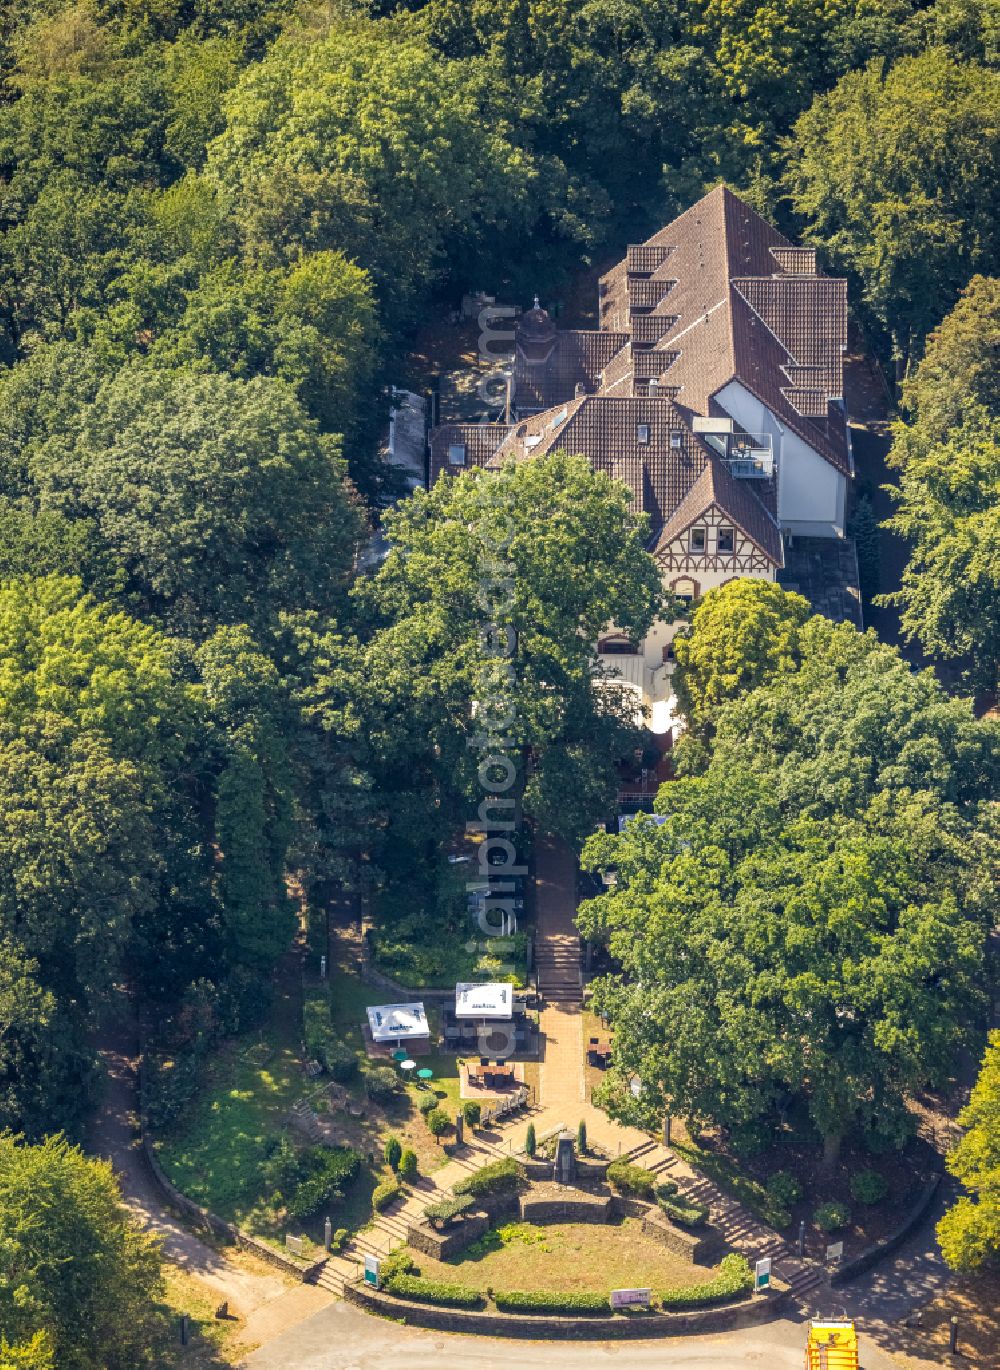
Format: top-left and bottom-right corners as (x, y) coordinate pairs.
(610, 1288), (651, 1309)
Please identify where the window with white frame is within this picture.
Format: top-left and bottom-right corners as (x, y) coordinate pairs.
(637, 423), (651, 444)
(448, 443), (467, 466)
(689, 526), (707, 553)
(717, 525), (735, 553)
(670, 430), (683, 450)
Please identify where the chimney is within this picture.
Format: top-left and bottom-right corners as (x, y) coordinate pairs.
(575, 382), (586, 398)
(649, 378), (659, 396)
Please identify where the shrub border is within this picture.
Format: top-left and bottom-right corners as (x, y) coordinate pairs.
(345, 1278), (788, 1339)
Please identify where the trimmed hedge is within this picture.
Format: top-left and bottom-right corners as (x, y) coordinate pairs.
(606, 1159), (655, 1198)
(658, 1254), (753, 1310)
(387, 1274), (485, 1309)
(423, 1193), (475, 1228)
(655, 1176), (710, 1223)
(302, 998), (358, 1081)
(850, 1169), (889, 1205)
(372, 1173), (402, 1212)
(453, 1156), (519, 1198)
(492, 1289), (612, 1317)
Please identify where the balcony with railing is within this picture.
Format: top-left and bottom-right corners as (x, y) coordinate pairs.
(698, 427), (775, 477)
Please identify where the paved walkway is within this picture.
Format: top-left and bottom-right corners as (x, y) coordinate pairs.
(527, 835), (824, 1307)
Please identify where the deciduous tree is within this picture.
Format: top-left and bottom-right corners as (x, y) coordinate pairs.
(0, 1134), (163, 1370)
(938, 1030), (1000, 1271)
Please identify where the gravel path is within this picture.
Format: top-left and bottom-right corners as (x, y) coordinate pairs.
(87, 995), (299, 1318)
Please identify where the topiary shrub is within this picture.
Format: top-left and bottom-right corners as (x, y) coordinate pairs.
(423, 1193), (476, 1229)
(372, 1172), (402, 1212)
(380, 1248), (416, 1280)
(493, 1289), (611, 1316)
(453, 1157), (519, 1198)
(461, 1100), (482, 1127)
(577, 1119), (587, 1153)
(814, 1200), (851, 1232)
(606, 1159), (655, 1198)
(766, 1171), (802, 1208)
(417, 1092), (439, 1117)
(399, 1148), (418, 1181)
(426, 1107), (450, 1140)
(525, 1122), (536, 1157)
(387, 1274), (485, 1308)
(365, 1065), (400, 1102)
(384, 1135), (402, 1171)
(849, 1169), (889, 1205)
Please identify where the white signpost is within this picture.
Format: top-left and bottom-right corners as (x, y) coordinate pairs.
(826, 1241), (844, 1266)
(364, 1254), (381, 1289)
(610, 1288), (651, 1310)
(754, 1257), (771, 1292)
(285, 1234), (304, 1257)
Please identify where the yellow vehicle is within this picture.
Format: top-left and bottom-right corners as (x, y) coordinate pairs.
(805, 1320), (860, 1370)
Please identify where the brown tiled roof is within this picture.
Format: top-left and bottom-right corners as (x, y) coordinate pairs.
(492, 395), (721, 540)
(595, 184), (851, 475)
(428, 423), (511, 482)
(514, 330), (625, 412)
(653, 459), (783, 566)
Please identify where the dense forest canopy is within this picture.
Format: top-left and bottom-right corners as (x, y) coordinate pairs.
(0, 0), (997, 1357)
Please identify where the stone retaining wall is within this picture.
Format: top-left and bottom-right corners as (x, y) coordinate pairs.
(640, 1210), (723, 1265)
(520, 1185), (611, 1225)
(345, 1280), (789, 1339)
(831, 1176), (942, 1287)
(407, 1214), (489, 1260)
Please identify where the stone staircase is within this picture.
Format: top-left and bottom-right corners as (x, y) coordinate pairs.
(535, 937), (583, 1003)
(622, 1139), (825, 1305)
(288, 1099), (324, 1144)
(308, 1133), (520, 1297)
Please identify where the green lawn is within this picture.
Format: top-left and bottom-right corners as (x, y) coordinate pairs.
(157, 968), (463, 1226)
(157, 1032), (306, 1221)
(407, 1218), (719, 1294)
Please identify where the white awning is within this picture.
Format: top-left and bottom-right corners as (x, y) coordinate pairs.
(455, 982), (512, 1020)
(366, 1002), (429, 1044)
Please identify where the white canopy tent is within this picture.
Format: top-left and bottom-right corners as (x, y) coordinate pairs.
(366, 1002), (429, 1044)
(455, 982), (513, 1020)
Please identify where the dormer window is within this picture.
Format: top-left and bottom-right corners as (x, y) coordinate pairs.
(670, 431), (683, 450)
(637, 423), (651, 444)
(689, 526), (707, 553)
(717, 525), (735, 553)
(448, 443), (467, 466)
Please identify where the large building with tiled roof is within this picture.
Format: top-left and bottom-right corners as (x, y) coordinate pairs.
(427, 184), (853, 727)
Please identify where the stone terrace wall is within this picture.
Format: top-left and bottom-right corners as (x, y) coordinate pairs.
(408, 1214), (489, 1260)
(345, 1280), (789, 1339)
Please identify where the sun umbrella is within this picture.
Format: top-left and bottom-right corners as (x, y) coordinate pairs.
(417, 1067), (434, 1082)
(392, 1049), (409, 1062)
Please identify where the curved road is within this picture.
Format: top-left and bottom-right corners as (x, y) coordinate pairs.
(242, 1302), (900, 1370)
